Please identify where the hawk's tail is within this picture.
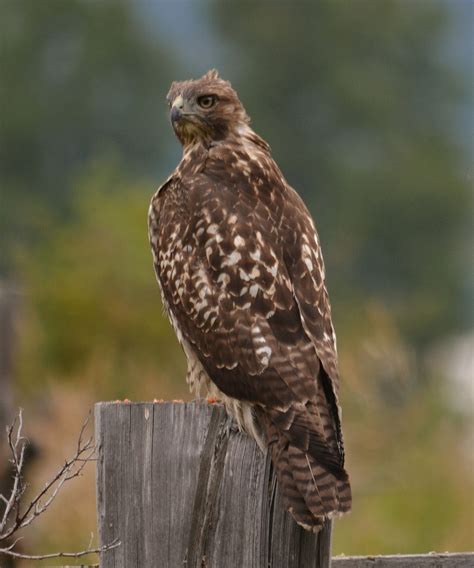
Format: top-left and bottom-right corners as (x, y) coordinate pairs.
(264, 419), (351, 532)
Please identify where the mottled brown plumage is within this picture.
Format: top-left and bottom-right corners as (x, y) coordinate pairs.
(148, 69), (351, 531)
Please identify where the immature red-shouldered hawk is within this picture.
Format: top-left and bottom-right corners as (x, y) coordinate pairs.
(148, 69), (351, 531)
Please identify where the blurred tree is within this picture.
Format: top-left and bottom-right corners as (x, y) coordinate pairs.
(16, 160), (185, 400)
(335, 304), (474, 553)
(210, 0), (471, 346)
(0, 0), (173, 271)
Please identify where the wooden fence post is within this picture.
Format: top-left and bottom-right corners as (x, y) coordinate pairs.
(95, 401), (332, 568)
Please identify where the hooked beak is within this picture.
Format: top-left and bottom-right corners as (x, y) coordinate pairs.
(170, 95), (185, 123)
(171, 106), (181, 123)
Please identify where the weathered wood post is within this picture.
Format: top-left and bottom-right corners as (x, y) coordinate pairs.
(95, 401), (332, 568)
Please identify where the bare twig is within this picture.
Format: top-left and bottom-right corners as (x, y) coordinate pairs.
(0, 536), (120, 560)
(0, 409), (121, 561)
(0, 411), (27, 535)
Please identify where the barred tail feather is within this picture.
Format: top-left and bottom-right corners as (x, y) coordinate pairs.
(267, 422), (351, 532)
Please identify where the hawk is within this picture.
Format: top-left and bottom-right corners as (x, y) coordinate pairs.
(148, 69), (351, 531)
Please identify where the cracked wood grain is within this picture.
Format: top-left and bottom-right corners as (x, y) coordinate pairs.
(95, 401), (331, 568)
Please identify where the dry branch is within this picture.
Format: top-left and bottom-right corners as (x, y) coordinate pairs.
(0, 409), (120, 561)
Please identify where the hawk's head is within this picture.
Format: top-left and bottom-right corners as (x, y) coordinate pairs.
(166, 69), (250, 147)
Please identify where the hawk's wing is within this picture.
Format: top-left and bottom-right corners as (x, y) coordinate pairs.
(151, 169), (350, 527)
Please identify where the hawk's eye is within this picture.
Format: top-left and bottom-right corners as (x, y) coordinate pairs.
(197, 95), (217, 109)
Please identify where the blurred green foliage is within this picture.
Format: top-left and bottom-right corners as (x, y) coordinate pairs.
(1, 0), (472, 557)
(0, 0), (173, 270)
(336, 306), (473, 552)
(17, 160), (185, 400)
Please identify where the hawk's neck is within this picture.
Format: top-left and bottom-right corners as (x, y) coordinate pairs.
(176, 125), (271, 179)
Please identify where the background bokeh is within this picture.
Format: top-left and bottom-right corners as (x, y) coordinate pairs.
(0, 0), (472, 563)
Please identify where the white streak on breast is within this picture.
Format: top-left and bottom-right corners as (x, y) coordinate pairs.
(222, 251), (242, 266)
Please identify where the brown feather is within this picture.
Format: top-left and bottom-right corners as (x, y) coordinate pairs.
(148, 70), (351, 530)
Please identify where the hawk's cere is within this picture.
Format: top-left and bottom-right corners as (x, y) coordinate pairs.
(148, 69), (351, 531)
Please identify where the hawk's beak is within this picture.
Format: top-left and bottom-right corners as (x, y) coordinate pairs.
(171, 95), (184, 123)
